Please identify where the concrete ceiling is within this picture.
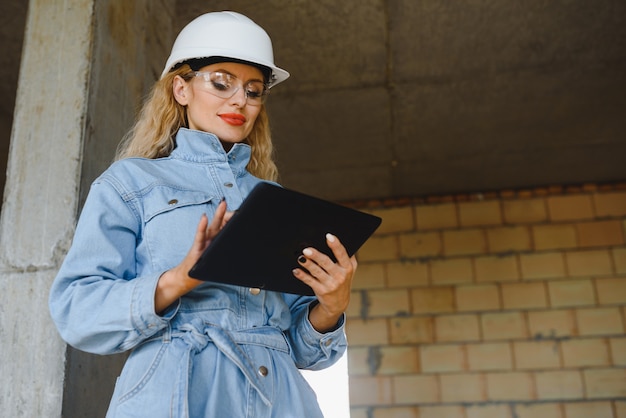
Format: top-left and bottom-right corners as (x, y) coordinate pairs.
(176, 0), (626, 201)
(2, 1), (625, 203)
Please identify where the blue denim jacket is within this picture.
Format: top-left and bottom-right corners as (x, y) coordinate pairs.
(49, 128), (347, 417)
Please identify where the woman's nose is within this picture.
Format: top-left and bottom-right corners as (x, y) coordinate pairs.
(229, 86), (247, 107)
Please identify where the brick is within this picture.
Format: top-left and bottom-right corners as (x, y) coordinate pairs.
(358, 235), (398, 262)
(595, 277), (626, 305)
(390, 317), (433, 344)
(353, 263), (385, 289)
(416, 203), (458, 230)
(533, 224), (577, 251)
(548, 279), (596, 308)
(613, 248), (626, 274)
(576, 220), (624, 247)
(528, 309), (577, 339)
(411, 287), (455, 314)
(486, 371), (534, 400)
(372, 406), (419, 418)
(593, 191), (626, 217)
(399, 231), (442, 259)
(346, 290), (363, 318)
(475, 255), (520, 283)
(368, 289), (410, 317)
(513, 403), (563, 418)
(418, 405), (465, 418)
(487, 226), (532, 253)
(535, 370), (584, 400)
(367, 207), (414, 234)
(501, 282), (548, 309)
(347, 347), (369, 375)
(458, 200), (502, 227)
(610, 337), (626, 365)
(349, 376), (393, 406)
(584, 368), (626, 398)
(393, 374), (439, 404)
(443, 229), (487, 256)
(482, 312), (529, 341)
(563, 401), (614, 418)
(466, 404), (512, 418)
(378, 346), (420, 375)
(420, 344), (465, 373)
(561, 338), (610, 367)
(513, 341), (561, 370)
(440, 373), (486, 402)
(520, 252), (566, 280)
(547, 195), (594, 221)
(467, 342), (513, 371)
(430, 257), (474, 285)
(435, 314), (481, 342)
(502, 198), (548, 224)
(455, 284), (501, 312)
(386, 260), (429, 288)
(566, 250), (613, 277)
(576, 307), (624, 336)
(347, 318), (389, 345)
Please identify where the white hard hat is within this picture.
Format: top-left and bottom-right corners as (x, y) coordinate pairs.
(161, 11), (289, 87)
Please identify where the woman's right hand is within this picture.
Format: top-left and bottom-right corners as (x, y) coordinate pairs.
(154, 200), (231, 314)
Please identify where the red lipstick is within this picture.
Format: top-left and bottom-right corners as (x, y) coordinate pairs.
(219, 113), (246, 126)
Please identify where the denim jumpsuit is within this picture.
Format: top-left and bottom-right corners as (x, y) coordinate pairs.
(49, 128), (347, 417)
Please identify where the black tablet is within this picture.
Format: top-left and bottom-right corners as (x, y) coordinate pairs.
(188, 182), (382, 295)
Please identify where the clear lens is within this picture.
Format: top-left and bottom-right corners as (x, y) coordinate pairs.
(194, 71), (268, 105)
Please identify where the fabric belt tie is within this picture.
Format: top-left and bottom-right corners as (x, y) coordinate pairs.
(170, 319), (289, 417)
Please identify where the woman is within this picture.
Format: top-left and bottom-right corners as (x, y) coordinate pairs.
(49, 11), (355, 418)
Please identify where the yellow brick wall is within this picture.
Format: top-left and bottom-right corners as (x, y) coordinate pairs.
(347, 185), (626, 418)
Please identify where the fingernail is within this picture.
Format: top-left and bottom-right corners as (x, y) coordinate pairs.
(303, 248), (313, 256)
(298, 255), (306, 263)
(326, 233), (336, 243)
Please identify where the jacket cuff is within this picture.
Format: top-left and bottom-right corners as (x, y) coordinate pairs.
(301, 303), (347, 357)
(131, 272), (180, 337)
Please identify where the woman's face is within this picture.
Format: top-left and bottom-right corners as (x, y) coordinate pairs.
(173, 62), (265, 149)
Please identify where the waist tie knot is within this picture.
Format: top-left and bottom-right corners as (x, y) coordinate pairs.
(171, 319), (289, 417)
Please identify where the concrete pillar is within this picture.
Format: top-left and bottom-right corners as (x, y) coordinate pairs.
(0, 0), (173, 416)
(0, 2), (96, 416)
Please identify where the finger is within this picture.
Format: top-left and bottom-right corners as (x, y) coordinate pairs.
(190, 214), (209, 252)
(350, 255), (358, 272)
(300, 246), (341, 279)
(292, 267), (324, 293)
(197, 213), (208, 232)
(298, 250), (331, 280)
(221, 210), (236, 228)
(325, 233), (353, 267)
(207, 200), (228, 236)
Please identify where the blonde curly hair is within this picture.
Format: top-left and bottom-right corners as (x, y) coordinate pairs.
(116, 64), (279, 182)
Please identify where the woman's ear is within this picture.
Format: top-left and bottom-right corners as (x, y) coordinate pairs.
(172, 75), (189, 106)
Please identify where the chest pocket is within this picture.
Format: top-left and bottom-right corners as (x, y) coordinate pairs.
(142, 187), (217, 270)
(144, 188), (215, 222)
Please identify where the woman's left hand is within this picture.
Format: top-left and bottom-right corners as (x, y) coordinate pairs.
(293, 233), (358, 333)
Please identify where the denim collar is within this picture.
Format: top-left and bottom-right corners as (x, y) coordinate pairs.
(170, 128), (251, 173)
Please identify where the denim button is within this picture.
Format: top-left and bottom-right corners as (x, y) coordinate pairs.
(224, 182), (233, 188)
(258, 366), (268, 377)
(249, 288), (261, 295)
(324, 339), (332, 346)
(168, 199), (178, 205)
